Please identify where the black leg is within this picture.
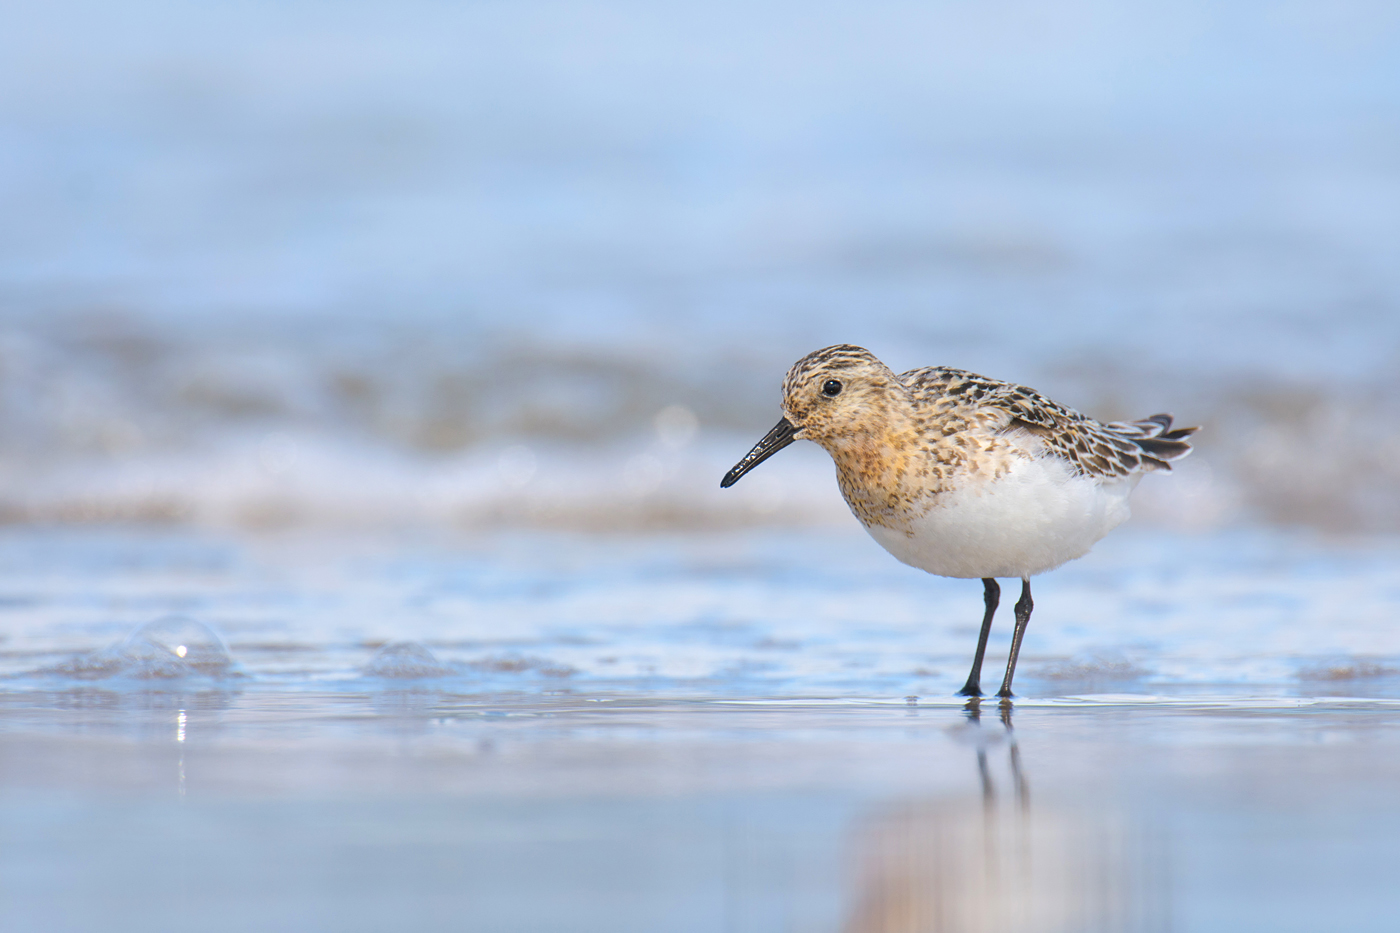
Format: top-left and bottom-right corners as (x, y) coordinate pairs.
(957, 578), (1000, 697)
(996, 578), (1033, 698)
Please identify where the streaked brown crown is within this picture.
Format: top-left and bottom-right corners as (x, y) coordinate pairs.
(779, 345), (906, 442)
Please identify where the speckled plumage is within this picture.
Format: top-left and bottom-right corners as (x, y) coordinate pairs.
(722, 344), (1198, 697)
(777, 344), (1195, 545)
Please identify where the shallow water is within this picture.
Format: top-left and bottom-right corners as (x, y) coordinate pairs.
(3, 525), (1400, 931)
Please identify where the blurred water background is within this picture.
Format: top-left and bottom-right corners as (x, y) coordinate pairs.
(4, 1), (1400, 931)
(3, 0), (1399, 532)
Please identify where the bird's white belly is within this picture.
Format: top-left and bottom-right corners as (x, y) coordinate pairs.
(861, 456), (1137, 579)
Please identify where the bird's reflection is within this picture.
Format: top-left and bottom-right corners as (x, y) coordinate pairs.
(845, 701), (1165, 933)
(967, 700), (1029, 819)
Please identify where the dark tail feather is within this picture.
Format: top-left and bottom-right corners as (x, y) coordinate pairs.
(1107, 413), (1199, 471)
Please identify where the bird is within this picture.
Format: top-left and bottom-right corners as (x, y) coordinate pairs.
(720, 344), (1197, 698)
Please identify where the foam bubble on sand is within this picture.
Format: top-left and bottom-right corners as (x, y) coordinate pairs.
(362, 642), (456, 679)
(1033, 655), (1150, 684)
(1296, 659), (1396, 682)
(466, 655), (577, 678)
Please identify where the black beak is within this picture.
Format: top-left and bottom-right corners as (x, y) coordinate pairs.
(720, 418), (798, 488)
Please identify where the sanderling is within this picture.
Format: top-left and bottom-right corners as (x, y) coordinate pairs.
(721, 344), (1197, 698)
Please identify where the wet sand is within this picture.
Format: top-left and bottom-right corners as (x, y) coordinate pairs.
(2, 526), (1400, 931)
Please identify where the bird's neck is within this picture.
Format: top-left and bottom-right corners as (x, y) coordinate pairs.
(819, 399), (944, 529)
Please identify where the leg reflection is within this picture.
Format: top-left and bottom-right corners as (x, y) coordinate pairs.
(963, 699), (1025, 816)
(999, 700), (1029, 814)
(843, 703), (1165, 933)
(964, 700), (997, 817)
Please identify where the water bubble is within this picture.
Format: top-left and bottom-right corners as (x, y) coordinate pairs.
(127, 616), (234, 677)
(41, 615), (234, 680)
(362, 641), (455, 679)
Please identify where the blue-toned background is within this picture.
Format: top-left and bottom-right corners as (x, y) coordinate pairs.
(2, 0), (1398, 532)
(5, 5), (1400, 932)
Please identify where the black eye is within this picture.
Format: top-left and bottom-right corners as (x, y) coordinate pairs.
(821, 379), (843, 397)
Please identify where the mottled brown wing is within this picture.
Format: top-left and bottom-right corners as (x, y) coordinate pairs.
(900, 367), (1193, 478)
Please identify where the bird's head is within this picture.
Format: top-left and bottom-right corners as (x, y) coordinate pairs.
(721, 345), (902, 487)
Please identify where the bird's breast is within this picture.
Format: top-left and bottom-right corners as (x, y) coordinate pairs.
(830, 431), (1023, 529)
(844, 450), (1137, 579)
